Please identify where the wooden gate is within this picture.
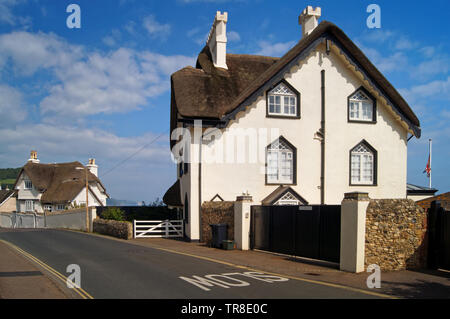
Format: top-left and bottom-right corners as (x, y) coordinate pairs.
(250, 205), (341, 263)
(133, 220), (184, 238)
(428, 201), (450, 270)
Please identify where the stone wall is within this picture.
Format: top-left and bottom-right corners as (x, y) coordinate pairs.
(365, 199), (427, 271)
(93, 218), (133, 240)
(201, 201), (234, 246)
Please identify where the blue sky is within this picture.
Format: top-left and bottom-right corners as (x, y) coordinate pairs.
(0, 0), (448, 202)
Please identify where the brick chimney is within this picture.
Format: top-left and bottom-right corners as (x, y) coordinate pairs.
(86, 158), (98, 177)
(207, 11), (228, 69)
(28, 150), (40, 163)
(298, 6), (321, 37)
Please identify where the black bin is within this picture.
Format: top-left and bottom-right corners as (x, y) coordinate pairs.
(210, 224), (228, 248)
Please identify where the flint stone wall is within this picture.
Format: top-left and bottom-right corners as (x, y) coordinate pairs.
(93, 218), (133, 240)
(201, 201), (235, 246)
(365, 199), (427, 271)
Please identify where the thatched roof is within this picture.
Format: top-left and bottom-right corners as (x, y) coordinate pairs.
(163, 179), (182, 207)
(16, 161), (107, 205)
(172, 46), (279, 119)
(170, 21), (421, 139)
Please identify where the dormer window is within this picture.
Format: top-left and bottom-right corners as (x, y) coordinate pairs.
(267, 82), (300, 118)
(348, 87), (376, 122)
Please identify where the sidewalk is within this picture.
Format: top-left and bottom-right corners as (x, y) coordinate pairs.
(0, 241), (69, 299)
(129, 237), (450, 299)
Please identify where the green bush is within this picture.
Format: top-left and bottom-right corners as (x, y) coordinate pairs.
(101, 207), (125, 221)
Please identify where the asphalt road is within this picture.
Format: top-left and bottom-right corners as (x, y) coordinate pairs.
(0, 228), (383, 299)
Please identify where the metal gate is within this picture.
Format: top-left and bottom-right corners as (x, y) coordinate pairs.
(250, 205), (341, 263)
(428, 201), (450, 270)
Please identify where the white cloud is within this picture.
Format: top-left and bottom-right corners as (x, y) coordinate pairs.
(0, 84), (27, 128)
(142, 15), (171, 40)
(227, 31), (241, 42)
(400, 77), (450, 103)
(0, 30), (195, 118)
(0, 0), (30, 27)
(254, 40), (296, 57)
(0, 31), (83, 76)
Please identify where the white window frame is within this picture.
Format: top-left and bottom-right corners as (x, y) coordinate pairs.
(25, 200), (34, 212)
(24, 180), (32, 190)
(348, 89), (374, 122)
(267, 83), (298, 117)
(350, 143), (375, 185)
(56, 204), (65, 211)
(267, 138), (295, 184)
(44, 205), (52, 212)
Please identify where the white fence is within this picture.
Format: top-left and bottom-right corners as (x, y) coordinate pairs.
(133, 220), (184, 238)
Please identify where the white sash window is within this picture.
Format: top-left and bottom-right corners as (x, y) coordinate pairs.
(268, 83), (297, 117)
(351, 143), (374, 184)
(349, 90), (374, 121)
(267, 139), (294, 184)
(25, 200), (34, 212)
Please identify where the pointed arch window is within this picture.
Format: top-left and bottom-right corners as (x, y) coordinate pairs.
(348, 87), (376, 122)
(350, 141), (377, 185)
(267, 82), (300, 118)
(266, 137), (296, 185)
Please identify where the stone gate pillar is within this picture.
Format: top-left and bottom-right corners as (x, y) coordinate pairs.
(234, 195), (253, 250)
(340, 192), (370, 273)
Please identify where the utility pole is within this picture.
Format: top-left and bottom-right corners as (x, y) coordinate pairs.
(429, 138), (432, 189)
(85, 166), (89, 232)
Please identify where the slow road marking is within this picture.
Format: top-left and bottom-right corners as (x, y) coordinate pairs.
(179, 271), (289, 291)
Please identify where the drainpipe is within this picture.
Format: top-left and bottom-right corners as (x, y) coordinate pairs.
(320, 70), (326, 204)
(198, 136), (202, 242)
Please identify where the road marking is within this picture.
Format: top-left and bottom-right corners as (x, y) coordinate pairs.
(179, 271), (289, 291)
(53, 230), (397, 299)
(140, 244), (397, 299)
(0, 239), (94, 299)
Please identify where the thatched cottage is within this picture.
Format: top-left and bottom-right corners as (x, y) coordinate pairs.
(13, 151), (109, 213)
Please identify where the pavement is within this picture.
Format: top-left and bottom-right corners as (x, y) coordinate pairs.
(0, 239), (69, 299)
(0, 228), (449, 299)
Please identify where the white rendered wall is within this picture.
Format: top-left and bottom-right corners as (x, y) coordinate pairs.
(199, 43), (408, 206)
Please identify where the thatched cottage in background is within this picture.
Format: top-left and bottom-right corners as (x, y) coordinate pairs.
(13, 151), (109, 213)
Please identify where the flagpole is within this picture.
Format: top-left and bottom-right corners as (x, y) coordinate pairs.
(429, 138), (432, 188)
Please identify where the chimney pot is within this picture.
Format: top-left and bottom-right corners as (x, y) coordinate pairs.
(86, 158), (98, 177)
(299, 6), (321, 37)
(28, 150), (40, 163)
(206, 11), (228, 69)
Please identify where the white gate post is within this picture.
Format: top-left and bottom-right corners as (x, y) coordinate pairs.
(234, 195), (253, 250)
(133, 220), (136, 239)
(165, 220), (169, 237)
(340, 192), (370, 273)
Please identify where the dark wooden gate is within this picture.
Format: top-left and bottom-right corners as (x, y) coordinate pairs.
(250, 205), (341, 263)
(428, 201), (450, 270)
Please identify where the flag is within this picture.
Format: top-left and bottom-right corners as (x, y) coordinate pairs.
(423, 154), (431, 177)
